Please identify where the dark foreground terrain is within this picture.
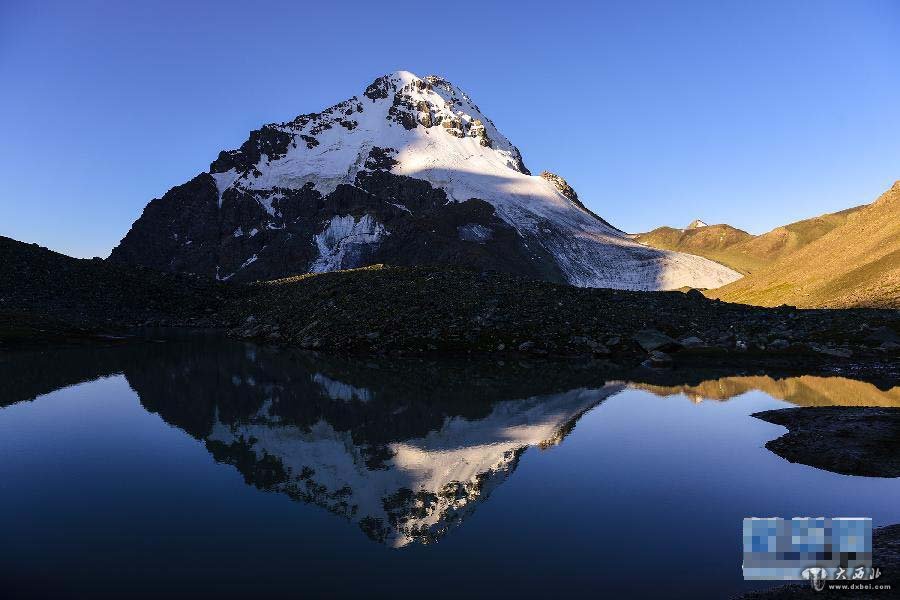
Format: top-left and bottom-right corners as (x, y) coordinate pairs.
(0, 236), (232, 344)
(754, 407), (900, 477)
(3, 236), (899, 382)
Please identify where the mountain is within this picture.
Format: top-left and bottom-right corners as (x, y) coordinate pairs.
(109, 71), (739, 290)
(708, 181), (900, 308)
(635, 204), (865, 275)
(686, 219), (708, 229)
(634, 224), (756, 273)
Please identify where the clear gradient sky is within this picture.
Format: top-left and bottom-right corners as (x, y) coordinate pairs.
(1, 0), (898, 258)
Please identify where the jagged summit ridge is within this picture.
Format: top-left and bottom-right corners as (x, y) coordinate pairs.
(207, 70), (531, 204)
(110, 70), (741, 290)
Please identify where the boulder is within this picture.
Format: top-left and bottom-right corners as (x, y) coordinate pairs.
(867, 326), (900, 344)
(633, 329), (681, 353)
(807, 342), (852, 358)
(678, 335), (706, 348)
(767, 338), (790, 350)
(646, 350), (673, 367)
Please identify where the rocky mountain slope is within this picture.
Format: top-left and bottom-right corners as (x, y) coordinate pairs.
(635, 206), (864, 275)
(223, 264), (900, 381)
(0, 235), (234, 337)
(5, 233), (898, 379)
(708, 181), (900, 308)
(109, 71), (739, 290)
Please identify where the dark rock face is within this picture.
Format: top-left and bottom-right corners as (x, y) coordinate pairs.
(510, 148), (531, 175)
(364, 147), (398, 171)
(108, 72), (581, 284)
(0, 235), (233, 332)
(540, 171), (580, 203)
(387, 91), (419, 130)
(372, 198), (566, 283)
(540, 170), (619, 230)
(753, 407), (900, 477)
(108, 173), (220, 274)
(110, 155), (564, 283)
(363, 75), (391, 100)
(210, 125), (294, 173)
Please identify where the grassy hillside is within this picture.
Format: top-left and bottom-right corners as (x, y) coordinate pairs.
(707, 181), (900, 308)
(634, 224), (758, 273)
(635, 205), (864, 275)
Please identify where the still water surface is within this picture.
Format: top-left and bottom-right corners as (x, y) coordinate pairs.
(1, 333), (898, 598)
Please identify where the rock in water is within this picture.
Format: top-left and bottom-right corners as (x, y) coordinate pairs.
(646, 350), (673, 367)
(752, 407), (900, 477)
(633, 329), (682, 353)
(678, 335), (706, 348)
(109, 71), (741, 290)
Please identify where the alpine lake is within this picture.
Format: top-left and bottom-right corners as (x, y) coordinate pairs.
(2, 331), (898, 599)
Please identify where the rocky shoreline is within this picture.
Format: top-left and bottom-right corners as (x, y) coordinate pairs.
(736, 407), (899, 597)
(4, 236), (899, 383)
(753, 407), (900, 477)
(222, 265), (900, 381)
(0, 236), (233, 337)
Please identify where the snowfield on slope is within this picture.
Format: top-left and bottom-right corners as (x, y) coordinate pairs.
(209, 70), (741, 290)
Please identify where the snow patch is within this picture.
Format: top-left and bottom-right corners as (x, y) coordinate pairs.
(221, 253), (259, 281)
(211, 169), (239, 207)
(312, 373), (373, 402)
(310, 214), (386, 273)
(458, 223), (493, 243)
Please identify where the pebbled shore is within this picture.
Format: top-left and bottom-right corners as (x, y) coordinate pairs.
(3, 236), (899, 383)
(753, 407), (900, 477)
(223, 265), (900, 381)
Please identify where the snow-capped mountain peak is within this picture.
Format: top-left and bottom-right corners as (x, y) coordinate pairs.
(110, 71), (741, 290)
(209, 70), (530, 200)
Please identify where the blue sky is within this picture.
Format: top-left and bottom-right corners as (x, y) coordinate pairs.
(1, 0), (898, 258)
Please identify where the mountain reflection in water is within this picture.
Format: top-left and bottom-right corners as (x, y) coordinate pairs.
(2, 331), (898, 549)
(631, 376), (900, 406)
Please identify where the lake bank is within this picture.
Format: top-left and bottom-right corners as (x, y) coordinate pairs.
(4, 236), (899, 381)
